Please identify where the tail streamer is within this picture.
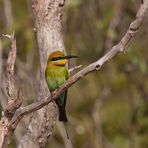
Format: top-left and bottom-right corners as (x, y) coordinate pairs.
(64, 122), (69, 139)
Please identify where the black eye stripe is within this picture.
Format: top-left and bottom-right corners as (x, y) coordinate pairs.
(51, 57), (64, 61)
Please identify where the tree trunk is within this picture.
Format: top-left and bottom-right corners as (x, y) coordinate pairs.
(18, 0), (65, 147)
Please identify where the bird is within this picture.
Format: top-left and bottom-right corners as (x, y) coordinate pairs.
(45, 50), (78, 123)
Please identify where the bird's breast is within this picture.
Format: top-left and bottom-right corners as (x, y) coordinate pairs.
(45, 66), (68, 91)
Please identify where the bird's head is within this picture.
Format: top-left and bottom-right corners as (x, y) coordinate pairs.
(47, 51), (78, 66)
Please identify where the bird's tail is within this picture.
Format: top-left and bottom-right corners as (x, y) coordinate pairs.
(59, 107), (69, 139)
(59, 107), (68, 122)
(64, 122), (69, 139)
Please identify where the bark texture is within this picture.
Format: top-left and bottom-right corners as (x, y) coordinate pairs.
(18, 0), (65, 147)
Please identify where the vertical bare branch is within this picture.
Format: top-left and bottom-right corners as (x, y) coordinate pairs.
(3, 33), (22, 118)
(5, 33), (16, 98)
(0, 33), (21, 148)
(18, 0), (66, 147)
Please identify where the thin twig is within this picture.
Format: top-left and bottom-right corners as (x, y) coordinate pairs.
(69, 65), (82, 74)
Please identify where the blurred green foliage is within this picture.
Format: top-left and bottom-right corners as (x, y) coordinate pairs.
(0, 0), (148, 148)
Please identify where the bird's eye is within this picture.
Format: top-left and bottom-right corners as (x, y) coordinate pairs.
(51, 57), (62, 61)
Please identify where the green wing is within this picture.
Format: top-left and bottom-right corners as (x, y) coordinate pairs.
(56, 69), (68, 107)
(45, 66), (69, 106)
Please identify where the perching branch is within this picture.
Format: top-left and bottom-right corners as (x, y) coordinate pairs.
(6, 0), (148, 141)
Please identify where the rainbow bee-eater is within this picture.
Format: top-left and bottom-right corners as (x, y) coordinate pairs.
(45, 51), (78, 123)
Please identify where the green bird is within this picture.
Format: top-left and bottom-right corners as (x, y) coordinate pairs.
(45, 51), (78, 122)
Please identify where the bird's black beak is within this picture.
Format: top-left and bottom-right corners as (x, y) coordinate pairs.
(64, 55), (78, 59)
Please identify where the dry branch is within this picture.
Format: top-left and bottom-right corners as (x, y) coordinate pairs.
(0, 33), (21, 148)
(5, 33), (16, 98)
(2, 33), (22, 119)
(6, 0), (148, 145)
